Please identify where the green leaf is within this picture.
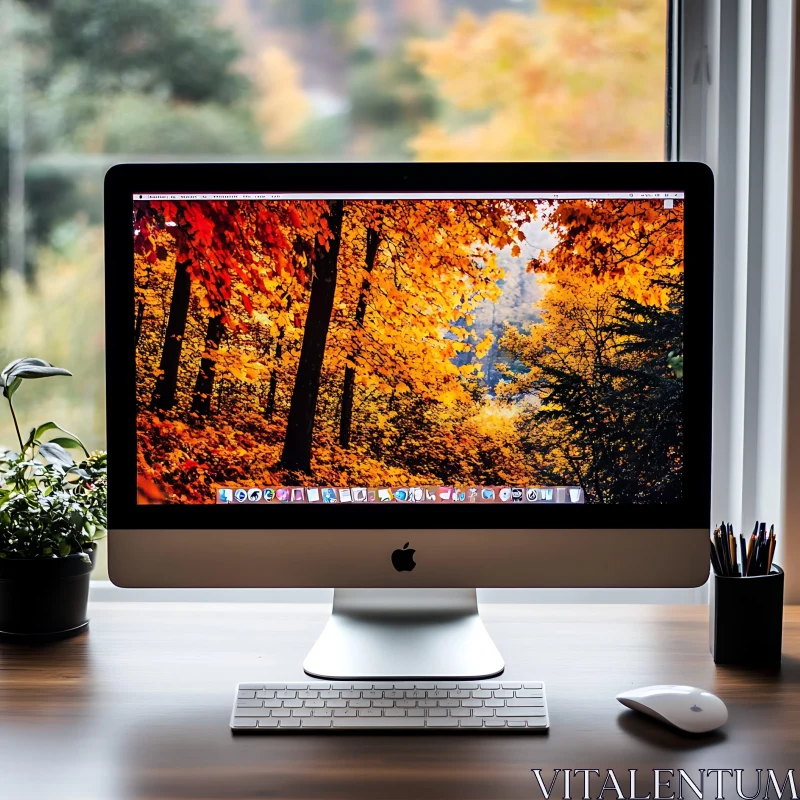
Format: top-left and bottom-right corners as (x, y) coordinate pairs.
(50, 437), (86, 453)
(39, 442), (74, 468)
(69, 509), (85, 529)
(34, 422), (89, 456)
(2, 376), (21, 400)
(6, 358), (72, 382)
(58, 542), (71, 557)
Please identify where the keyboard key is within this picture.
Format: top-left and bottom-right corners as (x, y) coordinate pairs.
(235, 708), (274, 717)
(485, 699), (505, 707)
(462, 700), (482, 708)
(279, 718), (301, 727)
(449, 690), (471, 699)
(385, 708), (406, 717)
(415, 682), (436, 690)
(396, 700), (417, 708)
(333, 717), (424, 728)
(312, 709), (333, 717)
(325, 699), (346, 708)
(263, 700), (282, 708)
(495, 708), (548, 718)
(394, 682), (416, 690)
(507, 698), (545, 707)
(493, 690), (514, 698)
(502, 682), (522, 690)
(428, 708), (447, 717)
(363, 691), (383, 699)
(310, 683), (330, 690)
(283, 700), (302, 708)
(298, 691), (319, 699)
(303, 699), (325, 708)
(358, 709), (382, 717)
(285, 683), (309, 690)
(484, 719), (506, 727)
(426, 718), (458, 727)
(507, 720), (526, 727)
(523, 682), (543, 689)
(232, 717), (257, 727)
(348, 699), (370, 708)
(303, 718), (332, 727)
(474, 708), (494, 717)
(319, 691), (340, 699)
(481, 682), (500, 689)
(262, 683), (286, 690)
(256, 690), (275, 699)
(516, 690), (544, 698)
(439, 699), (459, 708)
(276, 691), (297, 699)
(472, 690), (492, 698)
(239, 683), (265, 691)
(385, 690), (405, 699)
(257, 718), (280, 727)
(418, 699), (437, 707)
(437, 683), (457, 690)
(352, 683), (373, 690)
(237, 700), (263, 708)
(373, 682), (395, 690)
(272, 709), (290, 717)
(292, 709), (312, 717)
(459, 682), (479, 690)
(427, 690), (448, 699)
(331, 682), (353, 690)
(451, 708), (471, 717)
(407, 709), (425, 717)
(460, 718), (484, 727)
(333, 709), (358, 717)
(237, 691), (256, 699)
(341, 691), (361, 699)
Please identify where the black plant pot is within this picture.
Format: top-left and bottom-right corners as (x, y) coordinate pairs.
(0, 547), (96, 641)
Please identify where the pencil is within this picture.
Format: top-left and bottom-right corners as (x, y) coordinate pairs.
(710, 539), (723, 576)
(739, 534), (747, 575)
(767, 529), (776, 573)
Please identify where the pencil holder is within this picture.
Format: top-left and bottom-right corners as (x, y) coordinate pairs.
(709, 565), (784, 666)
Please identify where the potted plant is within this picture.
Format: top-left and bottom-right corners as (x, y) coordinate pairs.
(0, 358), (107, 640)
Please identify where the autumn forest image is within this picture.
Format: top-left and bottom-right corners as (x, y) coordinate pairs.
(133, 196), (684, 505)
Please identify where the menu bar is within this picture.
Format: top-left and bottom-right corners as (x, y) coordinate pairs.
(135, 192), (685, 201)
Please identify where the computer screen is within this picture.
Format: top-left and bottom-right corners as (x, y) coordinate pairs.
(132, 191), (684, 507)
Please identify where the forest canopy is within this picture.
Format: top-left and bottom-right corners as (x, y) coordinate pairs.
(134, 196), (684, 505)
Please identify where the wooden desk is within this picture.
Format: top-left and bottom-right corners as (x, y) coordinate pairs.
(0, 603), (798, 800)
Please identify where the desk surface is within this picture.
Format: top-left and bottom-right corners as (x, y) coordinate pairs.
(0, 603), (798, 800)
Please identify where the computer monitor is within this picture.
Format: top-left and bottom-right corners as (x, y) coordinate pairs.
(105, 162), (713, 679)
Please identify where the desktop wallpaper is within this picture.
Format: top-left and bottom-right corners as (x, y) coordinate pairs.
(133, 196), (684, 505)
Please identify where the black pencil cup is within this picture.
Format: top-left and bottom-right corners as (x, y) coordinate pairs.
(709, 565), (784, 666)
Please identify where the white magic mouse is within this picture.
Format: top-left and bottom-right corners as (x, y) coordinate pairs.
(616, 685), (728, 733)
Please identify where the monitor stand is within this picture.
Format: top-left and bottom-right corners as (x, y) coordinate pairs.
(302, 588), (504, 680)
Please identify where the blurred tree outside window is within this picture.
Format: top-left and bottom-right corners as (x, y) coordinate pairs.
(0, 0), (667, 455)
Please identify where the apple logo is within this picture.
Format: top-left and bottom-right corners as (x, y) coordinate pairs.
(391, 542), (416, 572)
(690, 705), (702, 712)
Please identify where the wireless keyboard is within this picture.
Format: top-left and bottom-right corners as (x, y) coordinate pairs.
(231, 680), (548, 731)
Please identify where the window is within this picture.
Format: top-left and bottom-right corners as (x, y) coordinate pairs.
(1, 1), (670, 580)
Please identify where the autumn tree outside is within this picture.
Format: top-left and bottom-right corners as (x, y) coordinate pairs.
(134, 196), (684, 505)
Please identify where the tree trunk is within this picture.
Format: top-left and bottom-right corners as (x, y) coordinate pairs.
(339, 225), (380, 448)
(265, 297), (291, 419)
(150, 258), (191, 412)
(280, 201), (345, 473)
(190, 313), (225, 417)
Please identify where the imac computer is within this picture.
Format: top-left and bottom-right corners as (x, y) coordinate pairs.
(105, 162), (713, 680)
